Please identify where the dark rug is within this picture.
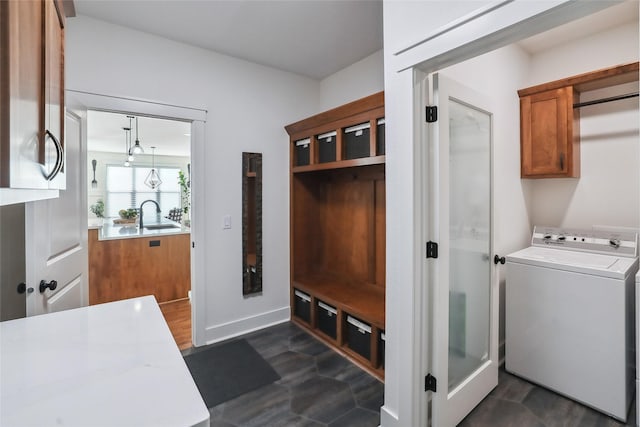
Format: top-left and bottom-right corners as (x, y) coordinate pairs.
(184, 339), (280, 408)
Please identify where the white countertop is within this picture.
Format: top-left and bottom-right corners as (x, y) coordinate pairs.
(89, 219), (190, 241)
(0, 296), (209, 427)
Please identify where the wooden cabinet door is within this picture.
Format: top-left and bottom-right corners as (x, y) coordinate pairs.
(0, 0), (47, 190)
(43, 0), (65, 189)
(520, 87), (579, 178)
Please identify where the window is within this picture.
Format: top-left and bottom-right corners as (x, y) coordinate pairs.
(105, 165), (181, 219)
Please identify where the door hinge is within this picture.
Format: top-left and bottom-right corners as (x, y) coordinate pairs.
(426, 106), (438, 123)
(425, 373), (437, 392)
(192, 242), (195, 248)
(426, 241), (438, 259)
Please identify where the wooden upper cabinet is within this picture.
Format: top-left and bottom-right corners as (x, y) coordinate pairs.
(43, 0), (65, 190)
(520, 86), (579, 178)
(0, 0), (65, 193)
(518, 62), (639, 179)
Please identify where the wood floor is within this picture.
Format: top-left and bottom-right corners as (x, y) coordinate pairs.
(159, 298), (192, 350)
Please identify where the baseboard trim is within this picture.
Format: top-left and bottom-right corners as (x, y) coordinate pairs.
(380, 405), (399, 427)
(203, 306), (290, 345)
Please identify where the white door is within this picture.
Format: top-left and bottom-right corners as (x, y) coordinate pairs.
(25, 98), (88, 316)
(425, 73), (499, 426)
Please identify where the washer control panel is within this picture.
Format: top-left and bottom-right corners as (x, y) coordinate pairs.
(532, 226), (638, 257)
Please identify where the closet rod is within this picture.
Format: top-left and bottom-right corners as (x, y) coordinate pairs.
(573, 92), (639, 109)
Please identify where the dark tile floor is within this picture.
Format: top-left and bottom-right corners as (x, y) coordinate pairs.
(461, 368), (636, 427)
(184, 322), (636, 427)
(183, 322), (384, 427)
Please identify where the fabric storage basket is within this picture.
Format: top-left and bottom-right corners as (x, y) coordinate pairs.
(317, 131), (336, 163)
(343, 123), (371, 160)
(317, 300), (337, 339)
(346, 315), (371, 359)
(376, 118), (385, 156)
(293, 289), (311, 323)
(379, 332), (385, 368)
(294, 138), (310, 166)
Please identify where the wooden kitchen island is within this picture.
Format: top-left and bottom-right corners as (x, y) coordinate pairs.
(88, 223), (191, 305)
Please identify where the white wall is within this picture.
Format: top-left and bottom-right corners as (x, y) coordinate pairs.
(525, 22), (640, 230)
(319, 50), (384, 111)
(67, 16), (320, 343)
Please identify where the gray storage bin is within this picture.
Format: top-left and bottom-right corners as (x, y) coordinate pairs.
(376, 118), (385, 156)
(294, 138), (310, 166)
(317, 300), (337, 339)
(294, 289), (311, 323)
(317, 131), (336, 163)
(346, 315), (371, 359)
(343, 123), (370, 160)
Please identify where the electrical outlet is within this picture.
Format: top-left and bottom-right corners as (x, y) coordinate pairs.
(223, 215), (231, 229)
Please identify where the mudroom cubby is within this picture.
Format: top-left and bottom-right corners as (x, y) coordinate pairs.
(285, 91), (386, 379)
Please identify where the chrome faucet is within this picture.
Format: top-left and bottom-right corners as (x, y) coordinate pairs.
(139, 199), (160, 229)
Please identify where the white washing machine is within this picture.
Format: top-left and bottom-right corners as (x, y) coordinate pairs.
(506, 226), (638, 422)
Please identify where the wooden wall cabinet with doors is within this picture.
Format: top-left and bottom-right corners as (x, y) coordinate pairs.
(519, 61), (639, 178)
(285, 92), (386, 380)
(0, 0), (66, 201)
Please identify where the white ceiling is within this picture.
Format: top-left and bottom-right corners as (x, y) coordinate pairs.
(74, 0), (383, 80)
(81, 1), (636, 156)
(88, 111), (191, 157)
(517, 0), (638, 54)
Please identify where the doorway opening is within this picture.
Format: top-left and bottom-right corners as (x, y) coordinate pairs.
(87, 110), (193, 350)
(412, 1), (638, 425)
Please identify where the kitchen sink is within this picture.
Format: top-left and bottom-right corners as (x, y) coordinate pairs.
(144, 223), (180, 230)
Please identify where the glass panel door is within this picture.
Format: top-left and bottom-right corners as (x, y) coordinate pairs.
(427, 73), (498, 427)
(447, 99), (491, 391)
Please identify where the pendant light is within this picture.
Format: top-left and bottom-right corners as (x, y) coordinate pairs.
(129, 117), (144, 155)
(126, 116), (135, 163)
(123, 126), (131, 167)
(144, 146), (162, 189)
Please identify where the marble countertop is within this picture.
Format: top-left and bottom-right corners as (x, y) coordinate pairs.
(89, 218), (190, 241)
(0, 296), (209, 427)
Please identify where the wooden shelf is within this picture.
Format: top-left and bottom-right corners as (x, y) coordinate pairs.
(293, 271), (385, 329)
(291, 316), (385, 381)
(285, 92), (384, 136)
(292, 155), (385, 174)
(286, 91), (386, 379)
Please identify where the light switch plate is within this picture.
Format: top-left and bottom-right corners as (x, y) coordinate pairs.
(223, 215), (231, 229)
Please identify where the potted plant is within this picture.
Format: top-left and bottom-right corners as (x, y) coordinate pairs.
(178, 169), (190, 226)
(114, 208), (138, 225)
(90, 200), (105, 218)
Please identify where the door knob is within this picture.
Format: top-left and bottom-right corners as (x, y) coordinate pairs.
(494, 255), (506, 265)
(17, 283), (34, 294)
(39, 280), (57, 293)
